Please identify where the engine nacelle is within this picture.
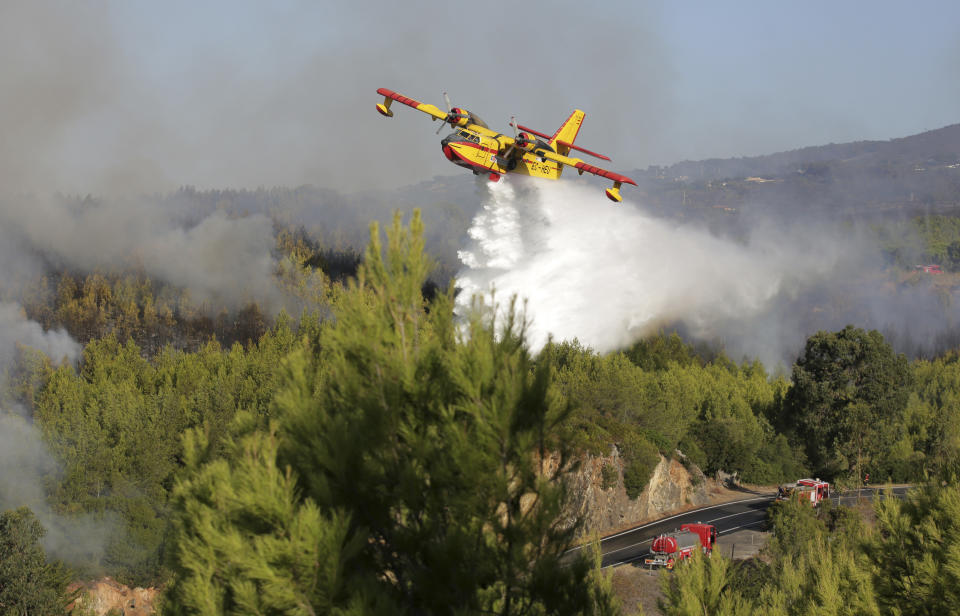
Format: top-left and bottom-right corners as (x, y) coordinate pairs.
(515, 131), (537, 152)
(448, 107), (470, 127)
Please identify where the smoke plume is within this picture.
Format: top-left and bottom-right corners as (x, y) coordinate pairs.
(0, 412), (114, 566)
(0, 304), (112, 566)
(0, 193), (282, 313)
(456, 178), (955, 367)
(0, 302), (80, 367)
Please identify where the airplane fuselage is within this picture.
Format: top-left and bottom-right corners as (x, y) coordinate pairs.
(440, 129), (561, 180)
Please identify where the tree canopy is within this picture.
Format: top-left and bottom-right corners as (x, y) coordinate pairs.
(782, 325), (912, 479)
(0, 507), (75, 616)
(163, 212), (618, 615)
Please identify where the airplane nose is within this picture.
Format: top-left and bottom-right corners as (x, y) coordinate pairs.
(442, 144), (456, 162)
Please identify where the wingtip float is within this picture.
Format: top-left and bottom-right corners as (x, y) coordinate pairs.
(375, 87), (636, 203)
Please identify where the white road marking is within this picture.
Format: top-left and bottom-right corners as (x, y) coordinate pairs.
(600, 537), (655, 558)
(602, 519), (768, 569)
(597, 487), (910, 569)
(566, 495), (774, 553)
(600, 508), (765, 558)
(717, 519), (765, 534)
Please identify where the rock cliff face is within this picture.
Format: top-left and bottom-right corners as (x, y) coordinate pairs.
(70, 577), (158, 616)
(559, 447), (710, 537)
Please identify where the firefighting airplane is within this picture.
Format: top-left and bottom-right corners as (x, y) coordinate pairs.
(375, 87), (636, 202)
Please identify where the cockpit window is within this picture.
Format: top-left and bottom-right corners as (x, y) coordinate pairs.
(456, 130), (480, 143)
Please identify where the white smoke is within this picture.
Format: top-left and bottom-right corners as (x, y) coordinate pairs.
(0, 304), (110, 566)
(456, 178), (873, 367)
(0, 412), (114, 566)
(0, 194), (282, 313)
(0, 302), (81, 367)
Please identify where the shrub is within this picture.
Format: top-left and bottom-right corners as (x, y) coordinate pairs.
(621, 435), (661, 499)
(600, 463), (618, 490)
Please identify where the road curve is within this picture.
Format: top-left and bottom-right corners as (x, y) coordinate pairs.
(567, 486), (911, 569)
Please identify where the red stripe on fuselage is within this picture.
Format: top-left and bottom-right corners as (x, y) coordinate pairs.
(444, 144), (492, 173)
(456, 141), (498, 155)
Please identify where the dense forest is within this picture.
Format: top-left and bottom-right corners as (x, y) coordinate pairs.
(3, 122), (960, 613)
(1, 207), (959, 614)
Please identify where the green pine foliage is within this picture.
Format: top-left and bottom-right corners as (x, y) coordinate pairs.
(163, 418), (374, 615)
(14, 201), (960, 605)
(658, 551), (752, 616)
(550, 338), (800, 485)
(0, 507), (76, 616)
(782, 325), (913, 480)
(27, 316), (311, 585)
(902, 354), (960, 479)
(867, 484), (960, 613)
(662, 483), (960, 614)
(165, 211), (619, 614)
(876, 215), (960, 269)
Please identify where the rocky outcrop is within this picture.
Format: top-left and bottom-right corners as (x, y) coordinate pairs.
(560, 447), (710, 537)
(70, 577), (158, 616)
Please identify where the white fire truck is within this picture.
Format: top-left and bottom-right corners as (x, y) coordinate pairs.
(777, 478), (830, 506)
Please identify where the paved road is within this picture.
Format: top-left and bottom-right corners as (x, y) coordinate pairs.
(567, 486), (911, 569)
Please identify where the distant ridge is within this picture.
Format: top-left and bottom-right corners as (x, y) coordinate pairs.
(642, 123), (960, 182)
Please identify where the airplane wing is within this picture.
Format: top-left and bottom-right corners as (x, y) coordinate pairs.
(377, 87), (499, 137)
(535, 148), (637, 202)
(376, 88), (448, 121)
(532, 148), (635, 185)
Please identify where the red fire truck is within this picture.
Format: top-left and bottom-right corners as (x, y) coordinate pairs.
(643, 523), (717, 569)
(777, 478), (830, 506)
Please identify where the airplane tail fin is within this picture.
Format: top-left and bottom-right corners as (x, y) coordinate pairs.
(550, 110), (585, 156)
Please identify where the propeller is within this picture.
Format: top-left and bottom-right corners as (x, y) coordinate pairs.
(436, 91), (469, 133)
(501, 116), (519, 159)
(509, 117), (536, 151)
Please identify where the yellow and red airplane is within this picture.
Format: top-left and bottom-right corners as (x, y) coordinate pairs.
(376, 87), (636, 202)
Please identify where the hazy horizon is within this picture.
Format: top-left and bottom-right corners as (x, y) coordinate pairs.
(2, 1), (958, 197)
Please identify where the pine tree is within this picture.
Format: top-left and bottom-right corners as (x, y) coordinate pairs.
(166, 210), (617, 614)
(277, 210), (612, 614)
(867, 483), (960, 614)
(0, 507), (76, 616)
(658, 551), (752, 616)
(164, 418), (377, 615)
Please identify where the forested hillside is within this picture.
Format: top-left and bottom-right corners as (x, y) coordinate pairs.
(2, 208), (960, 614)
(630, 123), (960, 228)
(4, 126), (960, 614)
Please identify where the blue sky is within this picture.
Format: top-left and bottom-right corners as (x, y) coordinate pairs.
(659, 2), (960, 159)
(2, 1), (958, 194)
